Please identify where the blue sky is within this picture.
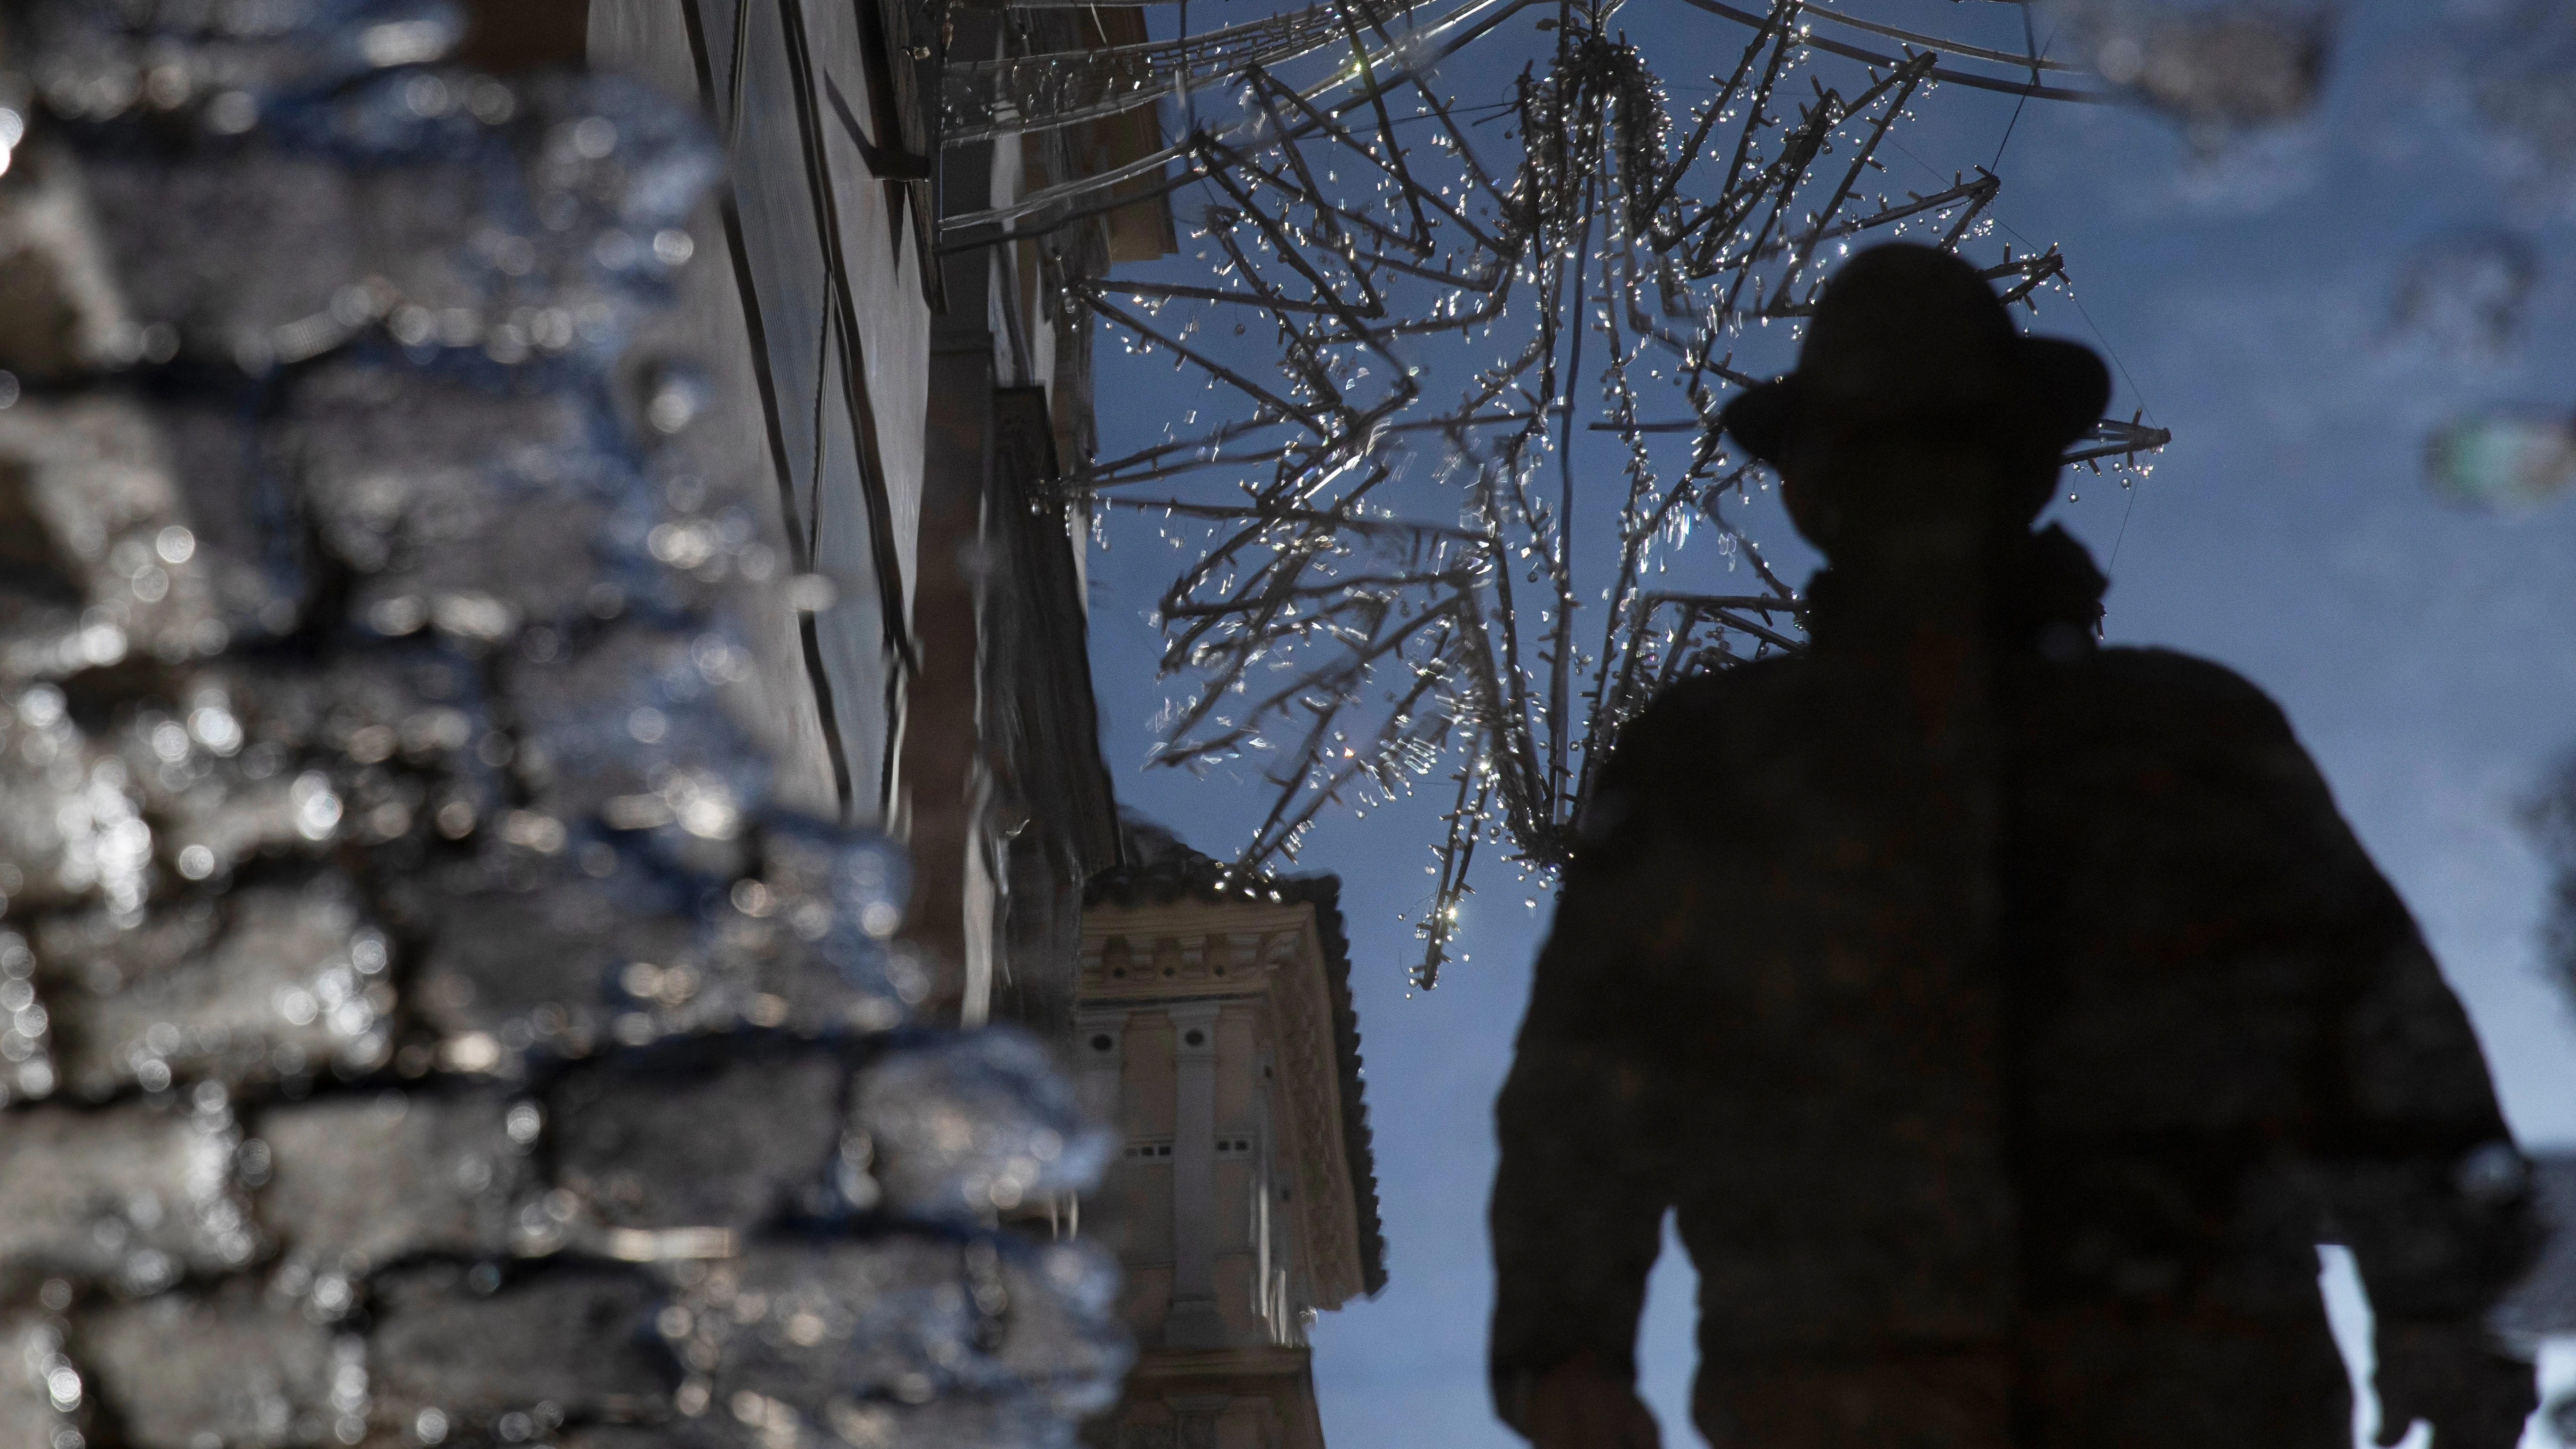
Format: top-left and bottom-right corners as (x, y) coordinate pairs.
(1081, 2), (2576, 1441)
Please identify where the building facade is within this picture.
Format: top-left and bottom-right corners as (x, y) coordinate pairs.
(1076, 820), (1388, 1449)
(587, 0), (1167, 1035)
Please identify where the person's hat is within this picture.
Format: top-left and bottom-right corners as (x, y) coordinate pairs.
(1719, 243), (2110, 469)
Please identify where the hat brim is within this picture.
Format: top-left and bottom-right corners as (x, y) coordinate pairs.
(1717, 376), (1798, 468)
(2023, 336), (2112, 456)
(1719, 335), (2112, 468)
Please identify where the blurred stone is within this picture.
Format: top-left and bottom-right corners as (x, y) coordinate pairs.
(387, 863), (699, 1067)
(674, 1234), (1129, 1433)
(0, 9), (1120, 1447)
(75, 1281), (337, 1448)
(0, 1314), (83, 1447)
(504, 624), (766, 838)
(546, 1039), (845, 1234)
(150, 400), (302, 638)
(849, 1030), (1113, 1223)
(748, 814), (910, 1004)
(0, 589), (84, 729)
(56, 68), (714, 376)
(37, 879), (392, 1096)
(818, 1395), (1094, 1449)
(0, 146), (134, 379)
(17, 0), (466, 127)
(0, 392), (217, 677)
(293, 68), (722, 353)
(0, 685), (147, 919)
(147, 758), (333, 884)
(693, 873), (905, 1040)
(668, 1238), (975, 1413)
(0, 1102), (249, 1291)
(639, 358), (714, 438)
(74, 147), (366, 366)
(758, 816), (908, 932)
(572, 813), (921, 1046)
(280, 360), (627, 643)
(0, 928), (55, 1104)
(178, 642), (508, 861)
(70, 134), (521, 368)
(215, 642), (496, 778)
(255, 1086), (530, 1272)
(29, 903), (214, 1098)
(572, 1396), (1088, 1449)
(556, 1429), (696, 1449)
(367, 1263), (671, 1428)
(977, 1239), (1129, 1420)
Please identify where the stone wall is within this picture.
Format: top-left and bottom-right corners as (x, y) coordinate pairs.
(0, 2), (1128, 1444)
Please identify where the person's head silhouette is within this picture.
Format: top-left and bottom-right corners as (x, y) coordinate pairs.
(1721, 244), (2109, 576)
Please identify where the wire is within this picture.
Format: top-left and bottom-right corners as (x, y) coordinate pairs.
(1975, 8), (2159, 574)
(1890, 131), (2161, 580)
(1989, 1), (2046, 171)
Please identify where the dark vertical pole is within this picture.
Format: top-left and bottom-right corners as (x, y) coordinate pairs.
(899, 7), (1002, 1020)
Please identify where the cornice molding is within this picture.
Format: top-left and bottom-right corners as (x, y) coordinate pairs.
(1081, 899), (1318, 943)
(1123, 1342), (1315, 1385)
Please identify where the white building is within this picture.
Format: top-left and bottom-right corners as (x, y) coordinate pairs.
(1074, 820), (1388, 1449)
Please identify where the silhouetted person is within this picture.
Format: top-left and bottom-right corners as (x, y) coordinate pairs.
(1489, 244), (2539, 1449)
